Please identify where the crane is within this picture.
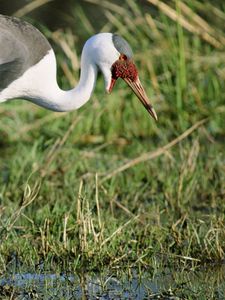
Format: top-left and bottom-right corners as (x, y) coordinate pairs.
(0, 14), (157, 120)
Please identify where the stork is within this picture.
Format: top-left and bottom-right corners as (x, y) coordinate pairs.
(0, 14), (157, 120)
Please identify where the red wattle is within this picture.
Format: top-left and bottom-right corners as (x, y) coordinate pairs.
(111, 59), (138, 82)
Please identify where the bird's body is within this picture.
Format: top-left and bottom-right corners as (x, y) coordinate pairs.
(0, 14), (157, 120)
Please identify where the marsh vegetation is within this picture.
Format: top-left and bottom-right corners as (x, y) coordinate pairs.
(0, 0), (224, 298)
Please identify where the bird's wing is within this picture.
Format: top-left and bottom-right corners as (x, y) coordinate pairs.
(0, 14), (51, 91)
(0, 29), (28, 91)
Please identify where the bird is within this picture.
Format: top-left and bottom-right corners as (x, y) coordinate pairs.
(0, 14), (157, 120)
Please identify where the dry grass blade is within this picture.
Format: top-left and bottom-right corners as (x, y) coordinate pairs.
(147, 0), (222, 48)
(179, 1), (214, 34)
(0, 180), (41, 241)
(100, 215), (139, 247)
(13, 0), (53, 17)
(63, 213), (69, 249)
(145, 13), (162, 39)
(111, 198), (145, 225)
(95, 174), (102, 233)
(100, 118), (208, 183)
(209, 4), (225, 21)
(84, 0), (128, 16)
(179, 2), (225, 45)
(162, 252), (201, 262)
(51, 31), (79, 72)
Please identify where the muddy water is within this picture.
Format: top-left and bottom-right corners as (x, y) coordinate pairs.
(0, 263), (225, 299)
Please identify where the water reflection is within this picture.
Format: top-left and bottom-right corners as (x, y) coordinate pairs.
(0, 263), (224, 299)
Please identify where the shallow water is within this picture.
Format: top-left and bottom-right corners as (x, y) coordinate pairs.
(0, 263), (225, 299)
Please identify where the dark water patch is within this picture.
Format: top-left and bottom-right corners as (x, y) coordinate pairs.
(0, 263), (225, 299)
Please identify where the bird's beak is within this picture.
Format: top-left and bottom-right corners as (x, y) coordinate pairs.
(123, 76), (158, 121)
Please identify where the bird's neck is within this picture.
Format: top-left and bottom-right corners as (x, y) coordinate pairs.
(21, 50), (98, 112)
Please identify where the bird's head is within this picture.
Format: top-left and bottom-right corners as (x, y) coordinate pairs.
(84, 33), (157, 120)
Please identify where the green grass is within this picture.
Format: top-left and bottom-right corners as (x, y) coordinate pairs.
(0, 0), (224, 282)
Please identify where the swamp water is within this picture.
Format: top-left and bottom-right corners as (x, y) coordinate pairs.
(0, 263), (224, 299)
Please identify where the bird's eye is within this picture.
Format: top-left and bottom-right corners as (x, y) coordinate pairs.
(119, 54), (127, 61)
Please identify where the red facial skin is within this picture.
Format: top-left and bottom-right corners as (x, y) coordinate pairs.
(111, 59), (138, 81)
(109, 55), (138, 92)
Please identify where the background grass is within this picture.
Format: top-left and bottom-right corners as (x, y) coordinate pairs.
(0, 0), (224, 275)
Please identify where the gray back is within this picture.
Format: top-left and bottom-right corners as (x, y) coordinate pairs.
(0, 14), (51, 91)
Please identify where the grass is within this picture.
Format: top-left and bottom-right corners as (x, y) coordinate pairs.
(0, 0), (224, 286)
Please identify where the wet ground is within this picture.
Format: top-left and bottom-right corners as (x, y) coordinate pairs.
(0, 263), (225, 299)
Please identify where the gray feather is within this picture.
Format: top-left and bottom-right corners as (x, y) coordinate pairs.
(112, 34), (133, 59)
(0, 14), (51, 91)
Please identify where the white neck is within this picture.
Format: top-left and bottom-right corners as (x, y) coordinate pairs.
(0, 49), (98, 112)
(28, 50), (99, 112)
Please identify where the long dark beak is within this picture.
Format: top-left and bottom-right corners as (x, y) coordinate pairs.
(123, 77), (158, 121)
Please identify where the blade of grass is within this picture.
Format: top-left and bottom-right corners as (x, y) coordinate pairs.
(13, 0), (53, 17)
